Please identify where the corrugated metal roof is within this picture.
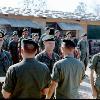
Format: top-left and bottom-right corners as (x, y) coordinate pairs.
(0, 18), (10, 25)
(0, 18), (42, 29)
(8, 19), (40, 28)
(57, 22), (83, 30)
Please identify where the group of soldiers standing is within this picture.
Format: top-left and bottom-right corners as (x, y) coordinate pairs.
(0, 27), (99, 99)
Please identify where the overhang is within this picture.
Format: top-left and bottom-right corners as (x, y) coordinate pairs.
(0, 18), (42, 29)
(57, 22), (83, 31)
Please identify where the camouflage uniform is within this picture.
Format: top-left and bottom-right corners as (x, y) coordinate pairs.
(89, 53), (100, 99)
(0, 49), (12, 98)
(35, 50), (60, 73)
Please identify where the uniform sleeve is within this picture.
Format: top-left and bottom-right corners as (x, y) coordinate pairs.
(2, 67), (16, 93)
(35, 54), (42, 61)
(51, 62), (61, 82)
(6, 51), (13, 66)
(89, 54), (98, 70)
(43, 67), (51, 88)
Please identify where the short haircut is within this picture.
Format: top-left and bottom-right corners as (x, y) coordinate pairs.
(21, 39), (39, 54)
(62, 39), (76, 48)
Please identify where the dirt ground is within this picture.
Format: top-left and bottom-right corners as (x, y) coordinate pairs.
(79, 64), (93, 99)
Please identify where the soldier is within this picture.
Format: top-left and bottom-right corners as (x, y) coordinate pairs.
(2, 34), (9, 51)
(18, 28), (29, 61)
(46, 39), (85, 99)
(53, 30), (62, 56)
(35, 34), (60, 74)
(77, 33), (89, 70)
(0, 30), (12, 98)
(0, 30), (12, 76)
(89, 53), (100, 99)
(2, 39), (51, 99)
(8, 31), (19, 64)
(31, 33), (39, 44)
(65, 32), (80, 59)
(39, 27), (50, 51)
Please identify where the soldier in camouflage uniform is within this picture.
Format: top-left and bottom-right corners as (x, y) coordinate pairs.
(39, 27), (50, 51)
(35, 34), (60, 74)
(0, 30), (12, 98)
(90, 53), (100, 99)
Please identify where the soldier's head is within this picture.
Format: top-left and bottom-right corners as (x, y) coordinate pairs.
(0, 30), (5, 48)
(12, 31), (18, 41)
(22, 28), (29, 38)
(44, 27), (50, 34)
(21, 39), (39, 58)
(55, 30), (61, 38)
(31, 33), (39, 41)
(61, 39), (76, 56)
(42, 35), (55, 52)
(81, 33), (87, 40)
(65, 31), (72, 39)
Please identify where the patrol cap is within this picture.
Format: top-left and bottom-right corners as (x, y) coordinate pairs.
(55, 30), (60, 33)
(22, 28), (28, 32)
(44, 27), (50, 31)
(0, 30), (5, 38)
(12, 31), (18, 36)
(42, 35), (55, 42)
(62, 39), (76, 48)
(81, 33), (87, 37)
(32, 33), (39, 36)
(66, 31), (71, 36)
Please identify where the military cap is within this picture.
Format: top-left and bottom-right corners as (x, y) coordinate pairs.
(66, 31), (71, 36)
(21, 38), (39, 48)
(44, 27), (50, 31)
(62, 39), (76, 48)
(81, 33), (87, 37)
(12, 31), (18, 36)
(55, 30), (60, 33)
(32, 33), (39, 36)
(42, 35), (55, 41)
(0, 30), (5, 38)
(23, 28), (28, 32)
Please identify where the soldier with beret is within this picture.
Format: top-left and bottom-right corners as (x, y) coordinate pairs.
(0, 30), (12, 98)
(2, 39), (51, 99)
(39, 27), (50, 51)
(35, 34), (60, 99)
(46, 39), (85, 99)
(35, 34), (60, 73)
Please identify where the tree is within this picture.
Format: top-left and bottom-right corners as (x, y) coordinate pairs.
(94, 4), (100, 16)
(74, 2), (87, 15)
(23, 0), (47, 11)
